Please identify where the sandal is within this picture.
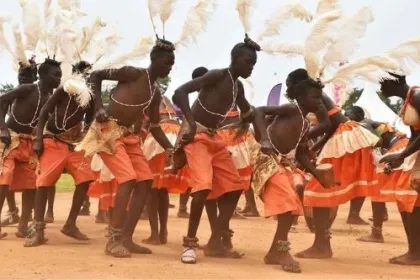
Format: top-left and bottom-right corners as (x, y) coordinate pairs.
(105, 227), (131, 258)
(181, 236), (199, 264)
(61, 226), (90, 241)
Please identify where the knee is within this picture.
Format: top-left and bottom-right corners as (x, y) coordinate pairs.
(191, 190), (210, 205)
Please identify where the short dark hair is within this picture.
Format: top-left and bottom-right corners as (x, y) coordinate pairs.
(192, 67), (208, 79)
(388, 72), (406, 84)
(286, 69), (324, 100)
(231, 35), (261, 61)
(38, 58), (61, 75)
(346, 106), (365, 120)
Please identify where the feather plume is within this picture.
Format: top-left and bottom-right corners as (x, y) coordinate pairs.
(321, 56), (400, 86)
(0, 16), (13, 55)
(12, 24), (28, 66)
(257, 3), (312, 42)
(236, 0), (255, 33)
(262, 41), (304, 56)
(159, 0), (176, 37)
(385, 38), (420, 75)
(43, 0), (53, 22)
(63, 74), (93, 108)
(78, 17), (107, 55)
(304, 10), (342, 79)
(176, 0), (216, 48)
(58, 0), (72, 11)
(148, 0), (160, 36)
(19, 0), (42, 50)
(321, 7), (374, 70)
(59, 28), (78, 82)
(90, 31), (121, 64)
(98, 36), (154, 69)
(314, 0), (340, 18)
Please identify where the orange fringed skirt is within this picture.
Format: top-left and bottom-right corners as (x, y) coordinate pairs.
(304, 121), (380, 207)
(217, 128), (255, 190)
(373, 138), (420, 213)
(143, 122), (189, 193)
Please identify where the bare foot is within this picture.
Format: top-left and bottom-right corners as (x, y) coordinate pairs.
(357, 234), (384, 243)
(45, 213), (54, 224)
(123, 240), (152, 254)
(242, 210), (260, 217)
(177, 210), (190, 218)
(346, 216), (369, 225)
(0, 232), (7, 239)
(204, 243), (244, 259)
(295, 246), (333, 259)
(159, 231), (168, 244)
(142, 236), (162, 245)
(389, 253), (420, 265)
(231, 211), (247, 220)
(264, 251), (301, 273)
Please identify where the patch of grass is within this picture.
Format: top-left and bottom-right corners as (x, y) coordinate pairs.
(56, 174), (75, 193)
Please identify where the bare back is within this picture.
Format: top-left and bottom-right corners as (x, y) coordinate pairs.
(268, 105), (308, 155)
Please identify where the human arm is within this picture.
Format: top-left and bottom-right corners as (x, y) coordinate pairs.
(89, 66), (142, 122)
(307, 99), (333, 140)
(380, 128), (420, 168)
(0, 85), (32, 146)
(309, 134), (329, 153)
(172, 69), (224, 139)
(83, 98), (95, 130)
(236, 81), (253, 122)
(33, 87), (66, 156)
(295, 141), (329, 188)
(148, 93), (173, 151)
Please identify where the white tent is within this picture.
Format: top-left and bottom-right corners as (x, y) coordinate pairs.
(355, 84), (411, 136)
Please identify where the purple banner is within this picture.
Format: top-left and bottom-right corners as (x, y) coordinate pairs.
(267, 83), (282, 106)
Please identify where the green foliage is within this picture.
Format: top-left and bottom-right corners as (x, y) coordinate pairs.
(0, 83), (15, 93)
(341, 87), (403, 114)
(157, 76), (171, 94)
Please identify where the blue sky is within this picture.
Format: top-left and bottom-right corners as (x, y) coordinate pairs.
(1, 0), (419, 106)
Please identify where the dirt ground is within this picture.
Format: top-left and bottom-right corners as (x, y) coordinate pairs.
(1, 194), (419, 279)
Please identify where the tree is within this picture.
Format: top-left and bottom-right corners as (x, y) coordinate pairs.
(341, 87), (402, 114)
(0, 83), (15, 93)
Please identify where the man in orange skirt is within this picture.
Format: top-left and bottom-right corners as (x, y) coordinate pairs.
(358, 123), (417, 244)
(26, 61), (95, 247)
(142, 96), (188, 245)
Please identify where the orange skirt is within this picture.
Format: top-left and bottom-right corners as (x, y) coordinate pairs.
(262, 167), (303, 217)
(304, 121), (380, 207)
(217, 128), (255, 190)
(144, 122), (189, 193)
(88, 171), (118, 210)
(373, 138), (420, 212)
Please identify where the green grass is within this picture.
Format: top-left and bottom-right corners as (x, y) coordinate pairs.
(56, 174), (76, 193)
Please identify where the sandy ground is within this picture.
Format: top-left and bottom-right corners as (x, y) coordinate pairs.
(1, 194), (419, 280)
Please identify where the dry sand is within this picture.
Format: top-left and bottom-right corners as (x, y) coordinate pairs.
(0, 194), (419, 279)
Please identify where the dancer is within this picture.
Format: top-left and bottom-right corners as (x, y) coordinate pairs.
(357, 122), (413, 243)
(250, 101), (330, 273)
(173, 33), (259, 263)
(142, 95), (188, 245)
(379, 72), (420, 265)
(25, 60), (94, 246)
(76, 38), (176, 257)
(1, 57), (38, 228)
(0, 57), (62, 239)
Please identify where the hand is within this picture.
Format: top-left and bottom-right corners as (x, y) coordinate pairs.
(32, 139), (44, 158)
(95, 107), (109, 123)
(171, 148), (187, 173)
(180, 122), (196, 146)
(379, 153), (404, 169)
(0, 129), (11, 147)
(260, 139), (275, 156)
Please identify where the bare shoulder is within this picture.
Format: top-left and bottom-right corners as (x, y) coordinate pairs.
(411, 88), (420, 106)
(321, 92), (335, 108)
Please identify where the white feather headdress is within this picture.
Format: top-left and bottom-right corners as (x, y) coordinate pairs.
(385, 38), (420, 76)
